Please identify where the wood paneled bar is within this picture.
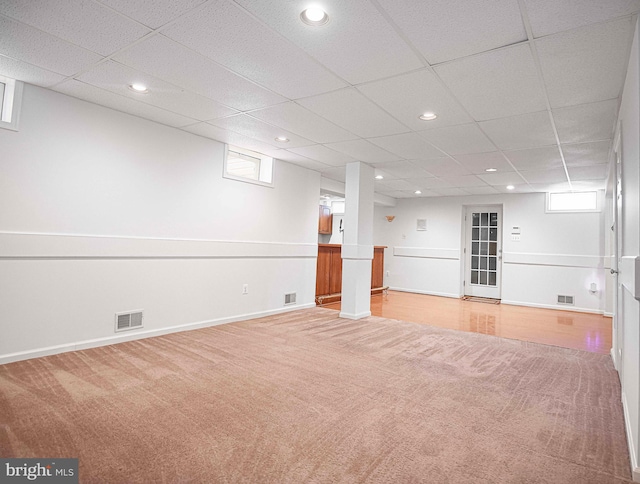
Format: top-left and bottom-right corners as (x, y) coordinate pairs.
(316, 244), (387, 305)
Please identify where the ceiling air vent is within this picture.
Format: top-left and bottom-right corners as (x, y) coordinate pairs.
(284, 293), (297, 305)
(557, 295), (574, 305)
(115, 310), (144, 333)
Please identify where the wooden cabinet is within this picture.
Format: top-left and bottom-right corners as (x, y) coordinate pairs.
(316, 244), (386, 304)
(318, 205), (333, 234)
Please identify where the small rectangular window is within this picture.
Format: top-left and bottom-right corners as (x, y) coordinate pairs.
(0, 76), (23, 131)
(223, 145), (273, 187)
(547, 191), (599, 212)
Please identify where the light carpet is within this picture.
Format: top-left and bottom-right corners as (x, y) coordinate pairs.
(0, 307), (632, 483)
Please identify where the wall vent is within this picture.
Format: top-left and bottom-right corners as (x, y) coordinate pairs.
(284, 293), (297, 305)
(115, 310), (144, 333)
(557, 295), (575, 305)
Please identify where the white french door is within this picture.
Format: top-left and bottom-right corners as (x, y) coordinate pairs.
(464, 205), (503, 299)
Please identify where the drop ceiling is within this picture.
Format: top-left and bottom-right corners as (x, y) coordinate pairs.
(1, 0), (637, 198)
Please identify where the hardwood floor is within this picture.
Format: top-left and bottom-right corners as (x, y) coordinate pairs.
(321, 290), (612, 354)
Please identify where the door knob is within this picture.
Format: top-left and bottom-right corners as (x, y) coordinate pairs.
(611, 268), (619, 274)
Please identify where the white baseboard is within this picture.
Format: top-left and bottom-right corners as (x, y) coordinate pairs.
(611, 347), (618, 371)
(622, 391), (640, 482)
(500, 299), (603, 315)
(0, 303), (315, 365)
(339, 310), (372, 320)
(605, 311), (614, 317)
(388, 287), (460, 299)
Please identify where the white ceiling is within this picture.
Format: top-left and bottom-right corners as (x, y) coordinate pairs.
(1, 0), (638, 198)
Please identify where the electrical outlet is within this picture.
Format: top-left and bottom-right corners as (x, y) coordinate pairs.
(242, 284), (248, 295)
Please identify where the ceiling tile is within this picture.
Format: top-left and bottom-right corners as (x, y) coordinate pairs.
(377, 179), (418, 191)
(431, 187), (471, 196)
(382, 190), (424, 199)
(518, 168), (568, 184)
(562, 141), (612, 166)
(324, 139), (401, 164)
(453, 152), (515, 174)
(438, 175), (488, 187)
(183, 122), (279, 152)
(367, 132), (444, 160)
(434, 43), (547, 121)
(0, 0), (150, 56)
(494, 184), (534, 194)
(249, 102), (357, 144)
(77, 61), (238, 121)
(568, 164), (609, 180)
(298, 88), (409, 138)
(210, 114), (315, 148)
(412, 158), (470, 177)
(528, 182), (571, 192)
(288, 145), (357, 167)
(420, 123), (496, 155)
(54, 79), (196, 127)
(375, 0), (526, 64)
(271, 153), (332, 172)
(357, 69), (472, 130)
(320, 167), (346, 182)
(477, 171), (527, 186)
(372, 161), (432, 179)
(411, 177), (452, 188)
(479, 111), (557, 150)
(503, 146), (564, 171)
(464, 186), (501, 195)
(374, 168), (399, 181)
(553, 99), (618, 144)
(0, 15), (103, 76)
(97, 0), (207, 29)
(162, 0), (347, 99)
(523, 0), (640, 38)
(234, 0), (422, 84)
(0, 54), (66, 87)
(114, 35), (287, 112)
(536, 17), (635, 108)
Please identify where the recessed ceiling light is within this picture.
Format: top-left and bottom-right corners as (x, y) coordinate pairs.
(300, 6), (329, 26)
(419, 112), (437, 121)
(485, 168), (497, 172)
(375, 175), (384, 180)
(275, 136), (289, 142)
(128, 83), (148, 93)
(506, 185), (515, 190)
(414, 190), (422, 195)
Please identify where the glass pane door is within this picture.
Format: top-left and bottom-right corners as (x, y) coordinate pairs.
(465, 206), (502, 299)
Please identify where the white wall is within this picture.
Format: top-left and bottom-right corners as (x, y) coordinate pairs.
(0, 85), (320, 363)
(615, 15), (640, 481)
(374, 192), (606, 313)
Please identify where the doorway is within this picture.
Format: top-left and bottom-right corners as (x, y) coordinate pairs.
(464, 205), (503, 299)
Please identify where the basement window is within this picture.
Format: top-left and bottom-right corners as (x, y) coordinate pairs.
(0, 76), (24, 131)
(223, 145), (274, 187)
(546, 191), (599, 213)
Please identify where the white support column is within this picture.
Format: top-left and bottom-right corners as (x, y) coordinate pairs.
(340, 162), (374, 320)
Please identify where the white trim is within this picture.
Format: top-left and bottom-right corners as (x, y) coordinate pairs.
(501, 299), (604, 315)
(389, 287), (461, 299)
(611, 347), (618, 371)
(339, 310), (372, 320)
(622, 390), (640, 482)
(0, 302), (315, 365)
(604, 311), (614, 317)
(503, 252), (605, 268)
(393, 247), (460, 260)
(0, 232), (317, 259)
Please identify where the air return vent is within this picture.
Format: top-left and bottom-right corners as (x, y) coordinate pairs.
(115, 310), (144, 333)
(284, 293), (297, 306)
(557, 295), (574, 305)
